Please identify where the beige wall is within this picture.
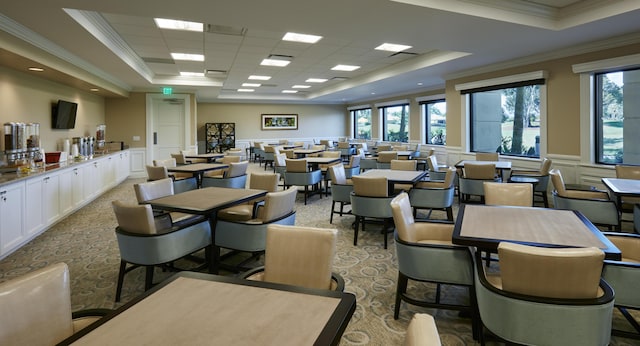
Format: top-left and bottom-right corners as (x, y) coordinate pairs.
(196, 103), (346, 142)
(105, 93), (146, 148)
(0, 66), (105, 152)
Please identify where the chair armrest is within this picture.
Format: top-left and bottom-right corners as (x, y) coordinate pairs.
(72, 308), (112, 319)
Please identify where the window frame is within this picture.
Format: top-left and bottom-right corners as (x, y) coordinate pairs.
(350, 107), (372, 140)
(420, 98), (446, 146)
(379, 103), (410, 142)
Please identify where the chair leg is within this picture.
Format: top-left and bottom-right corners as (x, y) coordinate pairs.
(115, 260), (127, 302)
(446, 207), (454, 221)
(353, 216), (360, 246)
(394, 272), (409, 319)
(330, 201), (336, 224)
(144, 266), (154, 291)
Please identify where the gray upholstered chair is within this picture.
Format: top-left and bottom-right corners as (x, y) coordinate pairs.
(344, 154), (361, 178)
(483, 182), (533, 207)
(550, 169), (620, 230)
(510, 157), (552, 207)
(404, 313), (441, 346)
(426, 155), (448, 180)
(241, 224), (345, 291)
(474, 242), (614, 345)
(217, 172), (280, 222)
(360, 155), (378, 172)
(213, 186), (297, 273)
(253, 142), (265, 165)
(409, 166), (456, 221)
(390, 193), (476, 335)
(319, 150), (342, 196)
(262, 145), (278, 170)
(203, 155), (241, 177)
(458, 163), (499, 203)
(133, 178), (202, 225)
(350, 175), (396, 248)
(376, 151), (398, 169)
(111, 201), (212, 301)
(201, 161), (248, 188)
(284, 158), (322, 204)
(337, 141), (354, 161)
(328, 164), (353, 224)
(0, 262), (110, 345)
(602, 232), (640, 339)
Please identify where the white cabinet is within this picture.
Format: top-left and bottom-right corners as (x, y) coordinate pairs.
(25, 178), (44, 236)
(83, 160), (102, 201)
(59, 168), (74, 215)
(0, 182), (25, 256)
(116, 151), (130, 182)
(25, 171), (61, 235)
(70, 167), (84, 208)
(42, 171), (61, 225)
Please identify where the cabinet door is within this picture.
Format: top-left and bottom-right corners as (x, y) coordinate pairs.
(25, 178), (44, 236)
(59, 169), (74, 215)
(43, 172), (60, 224)
(0, 182), (25, 255)
(70, 167), (84, 207)
(83, 160), (101, 200)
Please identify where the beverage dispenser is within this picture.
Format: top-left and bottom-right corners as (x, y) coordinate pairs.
(96, 124), (106, 153)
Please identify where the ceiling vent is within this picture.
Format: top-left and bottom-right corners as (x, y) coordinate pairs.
(206, 24), (247, 36)
(206, 69), (228, 77)
(388, 51), (418, 58)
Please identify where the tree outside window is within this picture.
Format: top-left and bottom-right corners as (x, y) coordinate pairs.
(423, 100), (446, 145)
(352, 108), (372, 139)
(381, 104), (409, 142)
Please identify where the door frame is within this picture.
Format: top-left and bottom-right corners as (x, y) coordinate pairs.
(145, 93), (191, 164)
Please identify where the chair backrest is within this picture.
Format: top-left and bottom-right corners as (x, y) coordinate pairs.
(0, 262), (75, 345)
(274, 153), (287, 167)
(249, 173), (280, 192)
(293, 141), (305, 148)
(475, 152), (499, 161)
(278, 139), (289, 145)
(376, 144), (392, 152)
(280, 149), (295, 159)
(427, 155), (438, 171)
(390, 192), (453, 243)
(484, 182), (533, 207)
(377, 151), (398, 163)
(220, 155), (242, 164)
(391, 159), (416, 171)
(352, 175), (388, 197)
(320, 139), (332, 148)
(404, 314), (442, 346)
(464, 163), (496, 179)
(357, 148), (366, 158)
(264, 145), (276, 153)
(285, 159), (308, 172)
(224, 161), (248, 178)
(256, 186), (298, 222)
(170, 153), (187, 165)
(616, 164), (640, 180)
(539, 157), (552, 175)
(153, 158), (177, 168)
(322, 150), (341, 158)
(498, 242), (604, 299)
(181, 149), (197, 156)
(134, 178), (174, 203)
(347, 155), (361, 168)
(549, 168), (567, 196)
(440, 167), (457, 188)
(329, 164), (348, 185)
(111, 201), (157, 234)
(337, 142), (350, 149)
(310, 144), (325, 151)
(262, 224), (337, 290)
(392, 144), (408, 151)
(146, 165), (169, 181)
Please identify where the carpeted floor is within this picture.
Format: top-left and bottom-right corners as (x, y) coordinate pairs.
(0, 161), (639, 345)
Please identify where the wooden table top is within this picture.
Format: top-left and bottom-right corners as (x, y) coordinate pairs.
(602, 177), (640, 196)
(360, 169), (427, 184)
(453, 204), (621, 260)
(294, 149), (325, 155)
(148, 187), (266, 215)
(60, 272), (356, 346)
(305, 157), (342, 164)
(166, 163), (228, 173)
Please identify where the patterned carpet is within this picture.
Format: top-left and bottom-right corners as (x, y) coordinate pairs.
(0, 162), (638, 345)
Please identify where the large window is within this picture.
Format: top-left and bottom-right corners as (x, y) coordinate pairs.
(595, 69), (640, 165)
(381, 104), (409, 142)
(352, 108), (372, 139)
(422, 99), (446, 145)
(468, 82), (541, 158)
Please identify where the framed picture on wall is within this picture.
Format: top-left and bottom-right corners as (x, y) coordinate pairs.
(261, 114), (298, 130)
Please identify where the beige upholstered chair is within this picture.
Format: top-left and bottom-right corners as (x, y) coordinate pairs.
(458, 163), (499, 203)
(146, 164), (169, 181)
(201, 161), (248, 188)
(217, 172), (280, 222)
(391, 159), (417, 171)
(410, 167), (457, 221)
(483, 182), (533, 207)
(133, 178), (201, 225)
(550, 169), (620, 229)
(475, 152), (499, 161)
(328, 164), (353, 224)
(284, 158), (322, 204)
(376, 144), (392, 153)
(262, 145), (278, 170)
(111, 201), (212, 301)
(350, 175), (395, 248)
(242, 224), (345, 291)
(0, 262), (110, 345)
(213, 187), (298, 272)
(376, 151), (398, 169)
(390, 193), (476, 333)
(180, 149), (206, 163)
(404, 314), (442, 346)
(474, 242), (613, 345)
(170, 152), (188, 165)
(153, 157), (192, 180)
(320, 139), (333, 149)
(204, 155), (241, 177)
(426, 155), (448, 180)
(344, 154), (361, 178)
(615, 164), (640, 212)
(510, 157), (553, 207)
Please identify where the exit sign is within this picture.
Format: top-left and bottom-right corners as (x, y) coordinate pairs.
(162, 87), (173, 95)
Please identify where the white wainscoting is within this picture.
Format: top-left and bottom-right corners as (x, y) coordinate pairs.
(129, 148), (147, 179)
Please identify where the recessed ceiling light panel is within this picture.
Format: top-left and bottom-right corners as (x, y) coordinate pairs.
(28, 67), (44, 72)
(249, 75), (272, 80)
(332, 64), (360, 71)
(180, 71), (205, 77)
(154, 18), (203, 32)
(242, 83), (262, 87)
(375, 43), (412, 52)
(171, 53), (204, 61)
(238, 88), (254, 92)
(292, 85), (310, 89)
(282, 90), (298, 93)
(306, 78), (327, 83)
(282, 32), (322, 43)
(261, 58), (291, 67)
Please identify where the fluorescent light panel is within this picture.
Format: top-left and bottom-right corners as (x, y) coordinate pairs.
(306, 78), (327, 83)
(154, 18), (203, 32)
(332, 64), (360, 71)
(282, 32), (322, 43)
(249, 75), (271, 80)
(282, 90), (298, 93)
(375, 43), (412, 52)
(261, 58), (291, 67)
(171, 53), (204, 61)
(292, 85), (310, 89)
(238, 88), (254, 92)
(242, 83), (261, 87)
(180, 71), (205, 77)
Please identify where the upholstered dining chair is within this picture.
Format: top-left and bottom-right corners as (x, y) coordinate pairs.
(253, 142), (265, 165)
(201, 161), (248, 188)
(319, 150), (342, 196)
(203, 155), (241, 177)
(344, 154), (361, 178)
(241, 224), (345, 291)
(213, 186), (297, 273)
(146, 164), (169, 181)
(426, 155), (448, 180)
(217, 172), (280, 222)
(376, 144), (392, 153)
(475, 152), (499, 161)
(350, 175), (396, 249)
(602, 232), (640, 339)
(510, 157), (553, 207)
(111, 201), (212, 301)
(390, 193), (477, 336)
(474, 242), (614, 345)
(134, 178), (201, 225)
(458, 163), (499, 203)
(153, 157), (193, 180)
(403, 313), (442, 346)
(390, 159), (417, 171)
(376, 151), (398, 169)
(483, 182), (533, 207)
(409, 166), (456, 221)
(0, 262), (111, 345)
(283, 158), (322, 204)
(337, 141), (354, 161)
(170, 152), (188, 165)
(615, 164), (640, 220)
(180, 149), (207, 163)
(550, 169), (620, 230)
(262, 145), (278, 170)
(328, 164), (353, 224)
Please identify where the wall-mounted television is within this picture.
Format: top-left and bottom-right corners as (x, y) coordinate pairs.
(52, 100), (78, 129)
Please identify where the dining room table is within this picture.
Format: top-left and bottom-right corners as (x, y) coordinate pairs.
(601, 177), (640, 210)
(294, 148), (325, 158)
(184, 152), (224, 163)
(452, 204), (621, 260)
(167, 163), (228, 187)
(305, 156), (343, 171)
(455, 160), (512, 181)
(147, 187), (268, 273)
(360, 169), (427, 195)
(57, 271), (356, 346)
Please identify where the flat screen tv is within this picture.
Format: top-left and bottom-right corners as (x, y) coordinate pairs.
(52, 100), (78, 129)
